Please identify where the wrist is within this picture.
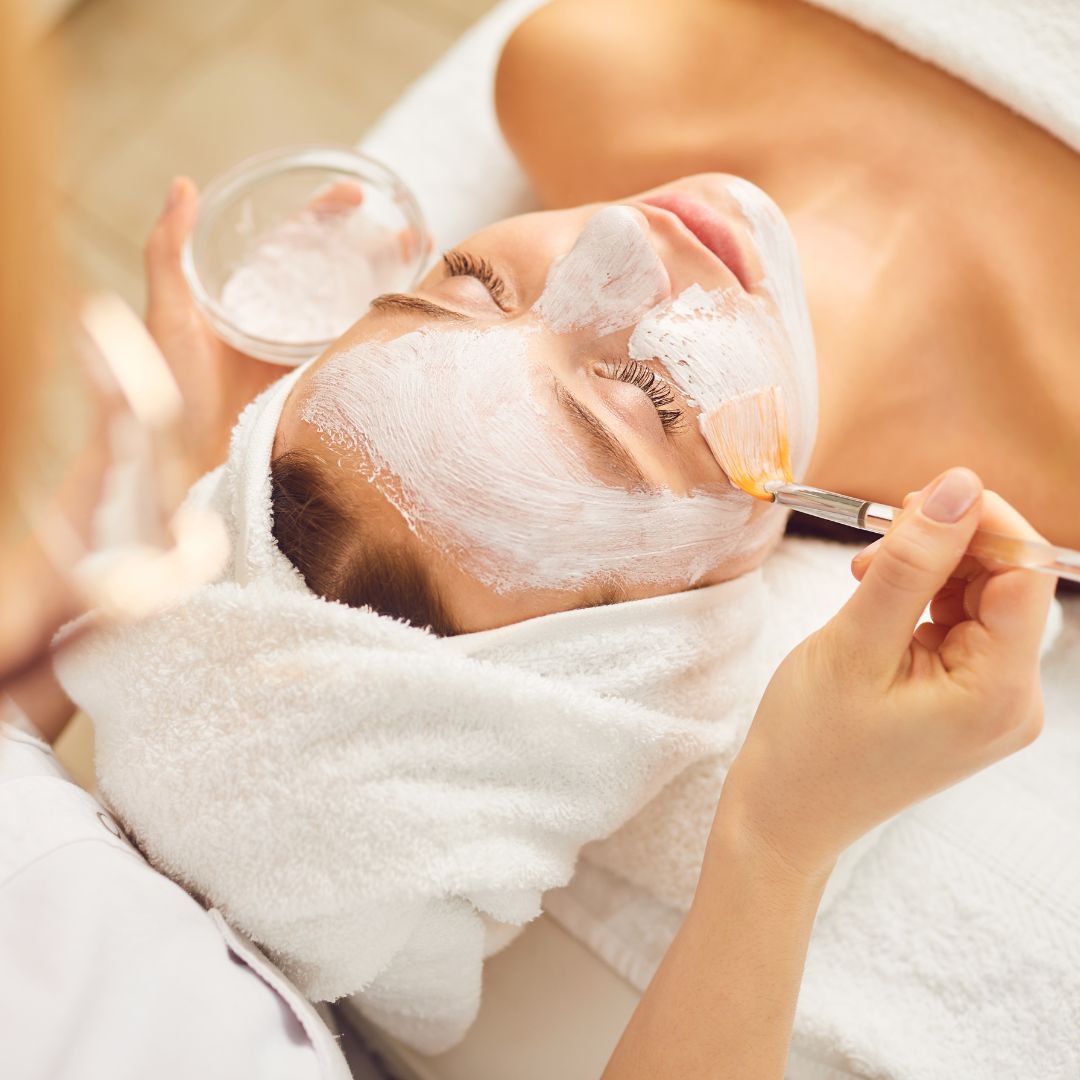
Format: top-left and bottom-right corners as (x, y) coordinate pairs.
(704, 784), (836, 896)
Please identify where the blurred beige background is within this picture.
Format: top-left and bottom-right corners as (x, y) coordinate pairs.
(47, 0), (499, 310)
(40, 0), (498, 786)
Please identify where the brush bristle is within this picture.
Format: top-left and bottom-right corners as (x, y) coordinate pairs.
(700, 385), (793, 500)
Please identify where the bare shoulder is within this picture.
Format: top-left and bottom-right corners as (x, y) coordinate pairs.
(495, 0), (703, 205)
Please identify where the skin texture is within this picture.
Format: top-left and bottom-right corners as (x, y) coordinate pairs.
(275, 177), (803, 632)
(273, 0), (1080, 632)
(496, 0), (1080, 549)
(146, 178), (286, 479)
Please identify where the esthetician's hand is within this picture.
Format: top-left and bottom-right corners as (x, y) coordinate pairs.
(144, 177), (284, 476)
(719, 467), (1056, 877)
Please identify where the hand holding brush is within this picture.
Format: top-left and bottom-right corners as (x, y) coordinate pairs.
(702, 385), (1080, 584)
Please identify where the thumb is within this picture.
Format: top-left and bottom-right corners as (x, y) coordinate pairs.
(837, 467), (983, 664)
(144, 176), (199, 320)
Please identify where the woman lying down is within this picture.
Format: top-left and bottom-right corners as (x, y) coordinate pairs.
(58, 0), (1079, 1073)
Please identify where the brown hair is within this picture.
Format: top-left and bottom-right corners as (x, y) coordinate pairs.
(269, 448), (460, 636)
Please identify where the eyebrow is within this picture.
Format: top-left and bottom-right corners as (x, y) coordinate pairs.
(554, 382), (648, 488)
(370, 293), (469, 321)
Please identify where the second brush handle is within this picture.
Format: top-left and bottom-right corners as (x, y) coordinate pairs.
(770, 483), (1080, 585)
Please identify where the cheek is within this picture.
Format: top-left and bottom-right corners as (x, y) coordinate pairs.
(630, 286), (790, 401)
(630, 284), (816, 475)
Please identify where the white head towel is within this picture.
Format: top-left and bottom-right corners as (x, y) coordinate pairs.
(53, 369), (737, 1053)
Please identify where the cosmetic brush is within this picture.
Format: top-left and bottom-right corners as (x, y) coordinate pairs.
(700, 385), (1080, 584)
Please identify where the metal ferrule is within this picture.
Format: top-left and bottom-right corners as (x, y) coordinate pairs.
(861, 502), (896, 534)
(768, 484), (870, 529)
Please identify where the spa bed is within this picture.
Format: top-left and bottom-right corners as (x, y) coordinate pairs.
(334, 1), (1080, 1076)
(342, 914), (636, 1080)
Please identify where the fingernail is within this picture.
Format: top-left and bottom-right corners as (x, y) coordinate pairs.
(853, 537), (883, 563)
(922, 468), (980, 523)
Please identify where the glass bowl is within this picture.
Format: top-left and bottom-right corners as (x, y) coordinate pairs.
(182, 145), (431, 366)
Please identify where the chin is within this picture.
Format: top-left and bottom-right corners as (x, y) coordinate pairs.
(701, 512), (788, 587)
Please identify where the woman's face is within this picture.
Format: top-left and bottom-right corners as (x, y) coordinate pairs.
(275, 174), (817, 632)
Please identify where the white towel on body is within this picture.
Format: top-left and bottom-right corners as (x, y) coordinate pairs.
(535, 581), (1077, 1080)
(804, 0), (1080, 155)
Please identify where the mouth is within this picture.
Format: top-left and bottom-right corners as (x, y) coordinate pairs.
(638, 193), (754, 291)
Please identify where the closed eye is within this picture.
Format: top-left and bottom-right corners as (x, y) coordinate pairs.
(442, 249), (512, 312)
(554, 381), (649, 487)
(602, 358), (685, 432)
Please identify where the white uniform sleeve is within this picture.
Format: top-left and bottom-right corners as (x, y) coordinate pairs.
(0, 721), (354, 1080)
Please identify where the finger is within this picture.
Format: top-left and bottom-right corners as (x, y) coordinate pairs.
(850, 502), (975, 584)
(930, 556), (992, 632)
(913, 621), (949, 652)
(850, 537), (883, 581)
(398, 223), (429, 263)
(929, 580), (970, 627)
(958, 571), (990, 625)
(958, 491), (1057, 671)
(145, 176), (199, 317)
(837, 467), (983, 664)
(307, 180), (365, 218)
(851, 510), (987, 594)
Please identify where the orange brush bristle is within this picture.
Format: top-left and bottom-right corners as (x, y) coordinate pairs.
(700, 385), (793, 500)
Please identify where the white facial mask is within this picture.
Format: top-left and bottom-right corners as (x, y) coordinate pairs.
(726, 177), (818, 470)
(533, 206), (669, 336)
(302, 325), (755, 594)
(302, 183), (817, 595)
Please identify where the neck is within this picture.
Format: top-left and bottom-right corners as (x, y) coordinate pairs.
(705, 1), (1053, 469)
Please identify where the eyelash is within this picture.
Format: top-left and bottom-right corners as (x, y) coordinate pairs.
(442, 250), (511, 311)
(607, 359), (685, 432)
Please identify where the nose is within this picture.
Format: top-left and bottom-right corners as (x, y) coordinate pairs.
(533, 204), (669, 337)
(620, 204), (651, 233)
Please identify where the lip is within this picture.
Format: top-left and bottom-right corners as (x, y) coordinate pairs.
(638, 193), (753, 291)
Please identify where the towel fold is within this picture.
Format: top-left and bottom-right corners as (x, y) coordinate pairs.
(804, 0), (1080, 155)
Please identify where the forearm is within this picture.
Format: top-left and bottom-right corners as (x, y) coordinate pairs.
(602, 802), (830, 1080)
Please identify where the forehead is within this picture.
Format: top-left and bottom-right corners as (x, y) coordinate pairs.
(275, 320), (380, 458)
